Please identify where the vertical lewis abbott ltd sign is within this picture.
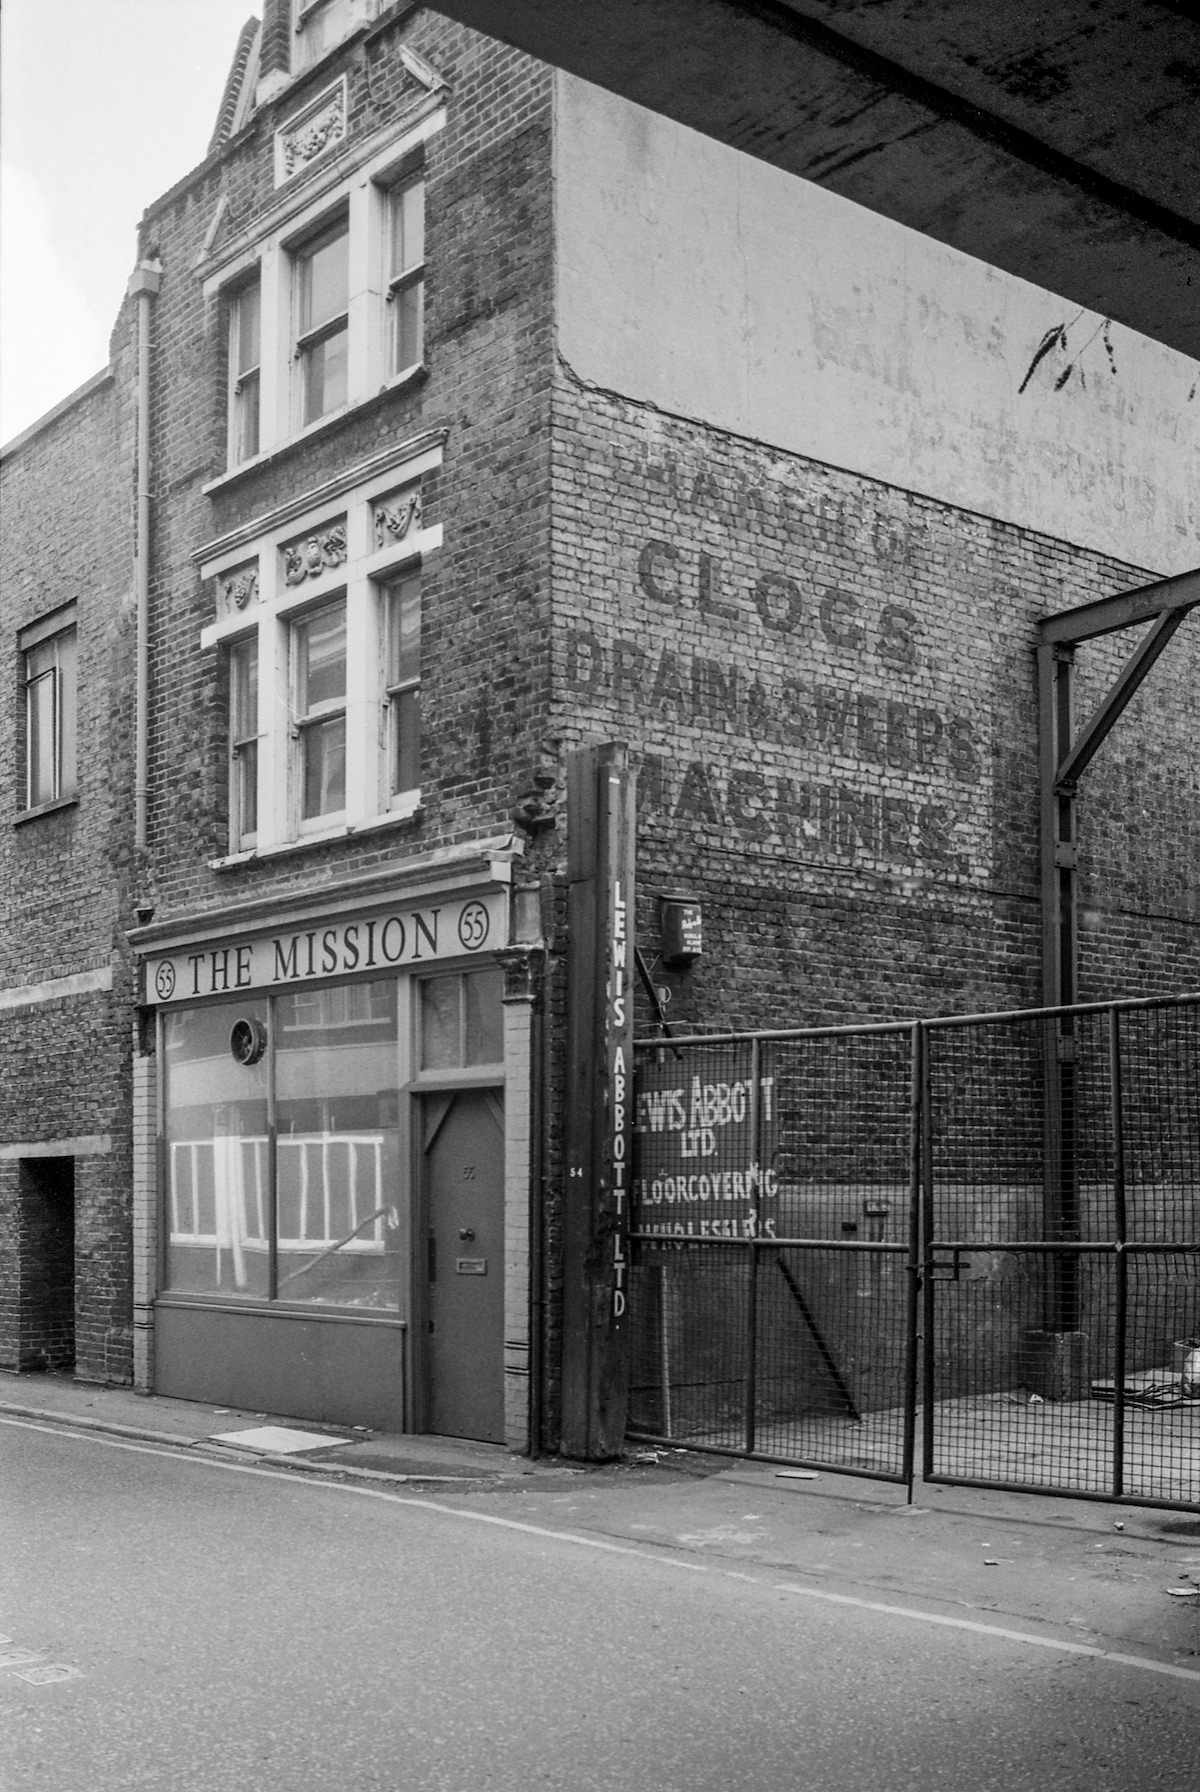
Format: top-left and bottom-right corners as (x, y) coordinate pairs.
(561, 743), (636, 1460)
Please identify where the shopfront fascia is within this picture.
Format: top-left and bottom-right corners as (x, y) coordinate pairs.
(132, 851), (541, 1446)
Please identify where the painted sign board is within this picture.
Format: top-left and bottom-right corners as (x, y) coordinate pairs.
(633, 1043), (779, 1242)
(144, 890), (506, 1006)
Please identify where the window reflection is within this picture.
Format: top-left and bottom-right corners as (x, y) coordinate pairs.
(162, 980), (402, 1312)
(163, 1004), (271, 1299)
(276, 980), (400, 1309)
(419, 969), (504, 1069)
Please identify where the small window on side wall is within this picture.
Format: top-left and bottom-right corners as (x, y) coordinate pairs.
(20, 606), (77, 810)
(386, 171), (425, 377)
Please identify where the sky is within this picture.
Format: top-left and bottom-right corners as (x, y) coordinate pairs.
(1, 0), (261, 445)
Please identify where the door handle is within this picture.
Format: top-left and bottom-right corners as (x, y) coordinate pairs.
(459, 1227), (476, 1242)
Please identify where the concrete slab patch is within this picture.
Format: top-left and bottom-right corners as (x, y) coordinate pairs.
(0, 1648), (45, 1670)
(211, 1426), (351, 1455)
(11, 1663), (81, 1685)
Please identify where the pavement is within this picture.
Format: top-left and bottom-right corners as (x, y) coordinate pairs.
(4, 1367), (1200, 1673)
(0, 1368), (561, 1486)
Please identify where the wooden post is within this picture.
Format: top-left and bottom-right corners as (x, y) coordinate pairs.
(560, 743), (636, 1459)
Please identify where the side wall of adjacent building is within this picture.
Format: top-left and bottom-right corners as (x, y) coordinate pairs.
(550, 73), (1200, 1029)
(0, 364), (140, 1383)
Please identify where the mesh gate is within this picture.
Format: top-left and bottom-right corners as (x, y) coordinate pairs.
(923, 999), (1200, 1505)
(628, 996), (1200, 1507)
(629, 1025), (919, 1482)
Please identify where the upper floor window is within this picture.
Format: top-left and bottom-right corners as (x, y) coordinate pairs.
(294, 216), (349, 426)
(199, 441), (443, 861)
(209, 110), (444, 474)
(386, 172), (425, 377)
(20, 606), (77, 810)
(292, 597), (347, 824)
(228, 635), (259, 849)
(382, 568), (420, 802)
(294, 0), (379, 71)
(228, 279), (261, 464)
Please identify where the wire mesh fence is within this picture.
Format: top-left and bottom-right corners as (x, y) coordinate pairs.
(628, 995), (1199, 1507)
(629, 1024), (917, 1480)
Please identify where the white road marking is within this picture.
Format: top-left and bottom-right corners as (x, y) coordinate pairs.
(765, 1580), (1200, 1684)
(5, 1415), (1199, 1686)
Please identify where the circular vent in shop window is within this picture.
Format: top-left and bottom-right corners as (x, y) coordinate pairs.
(229, 1017), (267, 1066)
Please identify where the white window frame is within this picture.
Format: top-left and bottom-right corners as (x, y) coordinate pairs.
(384, 163), (425, 380)
(207, 110), (444, 476)
(290, 593), (349, 833)
(227, 632), (260, 850)
(290, 210), (350, 430)
(20, 605), (78, 811)
(380, 566), (421, 810)
(199, 442), (442, 863)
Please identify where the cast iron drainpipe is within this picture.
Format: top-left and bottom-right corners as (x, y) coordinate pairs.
(127, 259), (161, 852)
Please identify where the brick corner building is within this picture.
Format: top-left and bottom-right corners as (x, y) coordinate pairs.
(2, 2), (1197, 1463)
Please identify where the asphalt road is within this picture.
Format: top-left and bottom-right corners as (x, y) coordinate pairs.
(2, 1417), (1198, 1791)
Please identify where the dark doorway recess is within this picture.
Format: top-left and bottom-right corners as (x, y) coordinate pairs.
(20, 1156), (76, 1371)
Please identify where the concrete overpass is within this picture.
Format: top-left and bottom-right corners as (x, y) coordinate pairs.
(436, 0), (1200, 359)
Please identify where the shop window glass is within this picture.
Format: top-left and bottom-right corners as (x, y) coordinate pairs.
(419, 969), (503, 1070)
(161, 980), (402, 1311)
(464, 967), (504, 1065)
(163, 1003), (271, 1299)
(275, 979), (401, 1309)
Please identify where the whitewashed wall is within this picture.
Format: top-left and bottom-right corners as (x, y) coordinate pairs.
(555, 77), (1198, 576)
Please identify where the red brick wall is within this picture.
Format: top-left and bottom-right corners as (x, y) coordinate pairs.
(0, 366), (140, 1381)
(549, 379), (1200, 1029)
(136, 10), (556, 924)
